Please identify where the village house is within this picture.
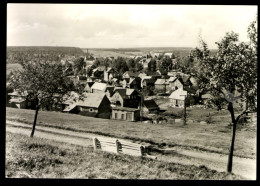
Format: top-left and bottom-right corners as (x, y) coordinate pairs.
(84, 82), (95, 92)
(122, 77), (141, 89)
(141, 58), (151, 70)
(151, 52), (163, 58)
(122, 71), (140, 79)
(138, 72), (148, 79)
(104, 67), (116, 82)
(63, 92), (111, 119)
(157, 68), (168, 78)
(111, 107), (140, 121)
(110, 78), (120, 86)
(76, 76), (88, 85)
(90, 82), (107, 93)
(168, 75), (193, 91)
(145, 71), (161, 80)
(201, 92), (214, 106)
(91, 66), (107, 78)
(164, 52), (173, 58)
(142, 99), (159, 114)
(8, 90), (30, 109)
(110, 88), (142, 108)
(169, 87), (195, 108)
(154, 78), (170, 93)
(141, 78), (156, 89)
(105, 86), (116, 101)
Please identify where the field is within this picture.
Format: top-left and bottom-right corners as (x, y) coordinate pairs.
(82, 49), (132, 58)
(82, 47), (218, 59)
(6, 107), (256, 159)
(6, 132), (242, 179)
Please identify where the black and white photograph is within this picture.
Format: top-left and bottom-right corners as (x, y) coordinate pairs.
(5, 4), (257, 180)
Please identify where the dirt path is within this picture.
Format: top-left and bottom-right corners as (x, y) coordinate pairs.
(6, 120), (256, 180)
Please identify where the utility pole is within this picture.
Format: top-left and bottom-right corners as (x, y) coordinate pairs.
(140, 94), (143, 121)
(180, 90), (188, 125)
(183, 95), (186, 125)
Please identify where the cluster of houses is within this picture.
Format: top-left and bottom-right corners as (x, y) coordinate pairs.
(7, 51), (213, 122)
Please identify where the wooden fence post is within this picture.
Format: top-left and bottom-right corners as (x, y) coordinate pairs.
(116, 139), (120, 154)
(93, 137), (98, 151)
(140, 146), (145, 156)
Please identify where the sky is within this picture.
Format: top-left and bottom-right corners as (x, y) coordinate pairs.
(7, 4), (257, 49)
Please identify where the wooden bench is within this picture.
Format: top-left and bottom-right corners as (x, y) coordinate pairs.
(93, 137), (118, 154)
(93, 137), (157, 159)
(117, 139), (145, 156)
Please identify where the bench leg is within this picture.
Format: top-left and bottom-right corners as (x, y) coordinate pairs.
(93, 137), (98, 151)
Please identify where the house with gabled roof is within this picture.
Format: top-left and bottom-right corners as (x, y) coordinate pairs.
(90, 82), (107, 93)
(122, 71), (140, 79)
(164, 52), (173, 58)
(141, 78), (156, 88)
(63, 92), (111, 119)
(169, 87), (196, 108)
(145, 71), (161, 79)
(154, 78), (170, 93)
(111, 106), (140, 121)
(105, 86), (116, 101)
(169, 75), (192, 91)
(8, 90), (30, 109)
(84, 82), (95, 92)
(110, 88), (141, 108)
(122, 77), (141, 89)
(142, 99), (159, 114)
(104, 67), (116, 82)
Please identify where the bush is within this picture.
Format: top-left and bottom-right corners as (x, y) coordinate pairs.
(205, 113), (213, 124)
(164, 108), (183, 117)
(78, 111), (97, 117)
(98, 113), (111, 119)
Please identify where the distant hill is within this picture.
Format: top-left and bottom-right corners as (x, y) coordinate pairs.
(7, 46), (84, 54)
(6, 46), (85, 64)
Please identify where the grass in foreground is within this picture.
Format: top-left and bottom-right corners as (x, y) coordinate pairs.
(6, 107), (256, 158)
(5, 132), (243, 179)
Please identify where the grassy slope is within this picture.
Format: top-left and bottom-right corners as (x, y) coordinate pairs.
(6, 132), (242, 179)
(6, 107), (256, 158)
(6, 63), (23, 76)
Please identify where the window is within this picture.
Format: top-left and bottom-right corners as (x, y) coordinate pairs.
(89, 108), (94, 112)
(121, 114), (124, 120)
(115, 113), (118, 119)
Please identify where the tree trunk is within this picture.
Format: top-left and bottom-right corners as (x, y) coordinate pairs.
(227, 102), (236, 172)
(30, 106), (39, 138)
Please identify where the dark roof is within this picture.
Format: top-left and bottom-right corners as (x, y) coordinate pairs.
(183, 86), (197, 94)
(125, 71), (140, 77)
(143, 78), (156, 84)
(143, 100), (159, 110)
(96, 66), (107, 71)
(64, 92), (107, 109)
(123, 77), (131, 83)
(78, 76), (87, 80)
(84, 82), (95, 91)
(112, 106), (139, 112)
(174, 76), (191, 86)
(146, 71), (161, 76)
(157, 68), (168, 75)
(114, 88), (137, 98)
(105, 86), (115, 95)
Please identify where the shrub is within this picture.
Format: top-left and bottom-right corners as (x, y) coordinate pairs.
(78, 111), (97, 117)
(98, 113), (111, 119)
